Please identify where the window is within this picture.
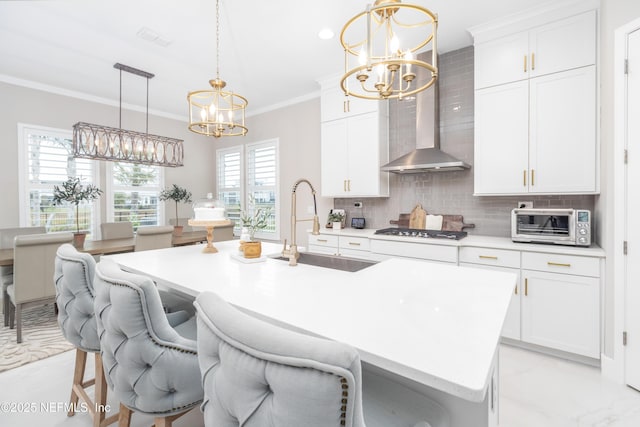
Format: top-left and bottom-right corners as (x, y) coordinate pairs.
(217, 147), (243, 229)
(106, 162), (164, 231)
(246, 141), (278, 239)
(18, 124), (100, 236)
(217, 139), (279, 240)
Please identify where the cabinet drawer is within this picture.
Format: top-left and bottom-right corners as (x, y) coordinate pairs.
(308, 234), (339, 248)
(370, 239), (458, 264)
(339, 236), (370, 252)
(521, 252), (599, 277)
(459, 247), (520, 269)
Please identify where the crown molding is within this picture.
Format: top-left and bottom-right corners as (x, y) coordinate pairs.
(468, 0), (600, 44)
(0, 73), (187, 122)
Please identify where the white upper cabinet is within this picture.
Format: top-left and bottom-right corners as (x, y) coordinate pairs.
(474, 80), (530, 194)
(528, 66), (597, 193)
(472, 5), (599, 195)
(475, 10), (596, 89)
(318, 75), (389, 198)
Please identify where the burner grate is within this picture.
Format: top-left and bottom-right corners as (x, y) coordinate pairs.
(374, 227), (467, 240)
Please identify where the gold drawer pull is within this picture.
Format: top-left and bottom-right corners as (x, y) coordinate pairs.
(479, 255), (498, 260)
(523, 170), (527, 186)
(317, 239), (328, 243)
(515, 285), (518, 295)
(348, 242), (361, 246)
(548, 262), (571, 268)
(525, 278), (528, 296)
(531, 169), (535, 186)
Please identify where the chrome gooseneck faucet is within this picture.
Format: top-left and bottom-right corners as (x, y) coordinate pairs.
(282, 178), (320, 266)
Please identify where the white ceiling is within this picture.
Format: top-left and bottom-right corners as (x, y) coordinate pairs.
(0, 0), (539, 120)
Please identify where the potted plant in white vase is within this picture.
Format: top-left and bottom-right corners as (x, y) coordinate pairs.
(328, 211), (345, 230)
(159, 184), (192, 236)
(52, 177), (103, 248)
(240, 201), (272, 259)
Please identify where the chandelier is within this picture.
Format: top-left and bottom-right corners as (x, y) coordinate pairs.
(73, 63), (184, 167)
(187, 0), (248, 137)
(340, 0), (438, 101)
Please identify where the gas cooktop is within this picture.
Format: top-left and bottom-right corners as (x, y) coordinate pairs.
(374, 227), (468, 240)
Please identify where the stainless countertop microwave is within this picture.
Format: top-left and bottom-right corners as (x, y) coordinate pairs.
(511, 208), (591, 246)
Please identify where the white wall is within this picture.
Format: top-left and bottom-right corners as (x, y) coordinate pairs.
(0, 81), (216, 228)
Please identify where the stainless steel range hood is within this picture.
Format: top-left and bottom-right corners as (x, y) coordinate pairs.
(381, 60), (470, 174)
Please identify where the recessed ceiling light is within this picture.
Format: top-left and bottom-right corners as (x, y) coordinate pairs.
(318, 28), (334, 40)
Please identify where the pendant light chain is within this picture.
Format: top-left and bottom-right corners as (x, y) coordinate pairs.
(215, 0), (220, 80)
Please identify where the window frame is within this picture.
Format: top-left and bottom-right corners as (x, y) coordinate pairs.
(216, 138), (280, 241)
(18, 123), (101, 236)
(105, 162), (165, 232)
(245, 139), (280, 241)
(216, 145), (244, 233)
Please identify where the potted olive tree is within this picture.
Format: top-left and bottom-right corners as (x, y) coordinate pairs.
(240, 203), (272, 259)
(52, 177), (103, 248)
(159, 184), (193, 236)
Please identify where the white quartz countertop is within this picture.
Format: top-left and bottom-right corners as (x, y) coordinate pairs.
(319, 228), (605, 257)
(106, 240), (516, 403)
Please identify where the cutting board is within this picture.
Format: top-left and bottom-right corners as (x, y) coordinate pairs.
(409, 204), (427, 229)
(441, 215), (476, 232)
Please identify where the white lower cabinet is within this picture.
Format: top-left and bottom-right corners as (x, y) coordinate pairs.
(307, 233), (376, 260)
(521, 258), (600, 358)
(460, 247), (601, 358)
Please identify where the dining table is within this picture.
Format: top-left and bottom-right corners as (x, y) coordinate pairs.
(0, 231), (208, 266)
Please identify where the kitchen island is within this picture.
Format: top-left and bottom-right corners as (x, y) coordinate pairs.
(106, 240), (516, 427)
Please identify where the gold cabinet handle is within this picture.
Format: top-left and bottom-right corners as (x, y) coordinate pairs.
(524, 55), (527, 72)
(515, 284), (518, 295)
(317, 239), (328, 243)
(531, 52), (535, 70)
(531, 169), (535, 186)
(523, 170), (527, 187)
(479, 255), (498, 260)
(348, 242), (361, 246)
(547, 262), (571, 268)
(347, 180), (351, 192)
(525, 278), (528, 296)
(343, 180), (347, 192)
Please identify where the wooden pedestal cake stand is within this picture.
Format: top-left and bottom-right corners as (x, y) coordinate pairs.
(188, 219), (232, 253)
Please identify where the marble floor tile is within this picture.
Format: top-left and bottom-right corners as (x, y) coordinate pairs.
(2, 344), (640, 426)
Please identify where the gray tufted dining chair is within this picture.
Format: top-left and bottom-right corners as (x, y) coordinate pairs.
(94, 258), (203, 427)
(194, 291), (367, 427)
(54, 243), (117, 427)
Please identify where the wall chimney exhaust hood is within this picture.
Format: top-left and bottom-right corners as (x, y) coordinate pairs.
(381, 58), (470, 174)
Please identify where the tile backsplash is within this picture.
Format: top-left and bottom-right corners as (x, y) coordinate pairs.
(334, 46), (596, 238)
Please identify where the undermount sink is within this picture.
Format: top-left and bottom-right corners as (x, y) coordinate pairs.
(269, 252), (378, 272)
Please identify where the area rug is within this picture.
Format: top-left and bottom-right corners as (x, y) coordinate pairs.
(0, 304), (73, 373)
